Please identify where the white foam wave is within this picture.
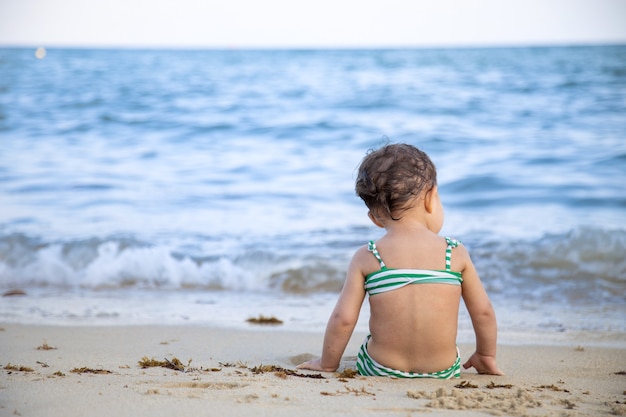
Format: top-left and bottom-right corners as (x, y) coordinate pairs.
(0, 235), (347, 293)
(0, 226), (624, 304)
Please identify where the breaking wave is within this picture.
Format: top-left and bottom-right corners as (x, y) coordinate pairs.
(1, 227), (624, 305)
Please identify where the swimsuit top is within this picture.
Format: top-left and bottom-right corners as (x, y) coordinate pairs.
(365, 237), (463, 296)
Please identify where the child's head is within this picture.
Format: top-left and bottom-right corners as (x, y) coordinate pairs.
(355, 143), (437, 221)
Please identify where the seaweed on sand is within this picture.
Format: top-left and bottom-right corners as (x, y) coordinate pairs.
(70, 367), (112, 374)
(4, 364), (34, 372)
(36, 340), (57, 350)
(321, 386), (375, 397)
(249, 364), (324, 379)
(138, 356), (190, 372)
(455, 380), (478, 389)
(486, 381), (513, 389)
(536, 384), (570, 393)
(337, 368), (358, 379)
(246, 315), (283, 325)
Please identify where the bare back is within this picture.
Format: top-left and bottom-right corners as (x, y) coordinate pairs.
(363, 233), (463, 373)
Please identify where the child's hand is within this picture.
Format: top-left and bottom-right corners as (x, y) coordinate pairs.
(463, 352), (504, 375)
(296, 358), (336, 372)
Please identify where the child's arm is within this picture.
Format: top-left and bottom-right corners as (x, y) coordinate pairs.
(297, 248), (367, 372)
(458, 245), (504, 375)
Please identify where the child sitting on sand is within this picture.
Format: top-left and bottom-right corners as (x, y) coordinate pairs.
(298, 143), (503, 378)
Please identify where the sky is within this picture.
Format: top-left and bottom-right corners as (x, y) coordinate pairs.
(1, 0), (625, 49)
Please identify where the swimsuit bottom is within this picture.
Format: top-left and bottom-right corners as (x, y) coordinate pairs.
(356, 335), (461, 379)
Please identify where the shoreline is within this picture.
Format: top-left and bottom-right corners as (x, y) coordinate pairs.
(1, 323), (625, 416)
(2, 289), (624, 351)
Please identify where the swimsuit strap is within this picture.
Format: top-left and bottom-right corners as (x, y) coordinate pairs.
(444, 237), (460, 272)
(367, 241), (386, 269)
(369, 238), (460, 271)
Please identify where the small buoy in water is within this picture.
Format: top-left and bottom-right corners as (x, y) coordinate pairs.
(35, 47), (46, 59)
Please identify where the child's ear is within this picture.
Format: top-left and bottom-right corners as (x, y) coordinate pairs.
(424, 186), (438, 214)
(368, 211), (384, 228)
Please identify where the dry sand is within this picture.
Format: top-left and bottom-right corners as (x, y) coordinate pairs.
(1, 323), (625, 417)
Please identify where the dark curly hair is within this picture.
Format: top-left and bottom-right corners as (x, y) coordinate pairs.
(355, 143), (437, 221)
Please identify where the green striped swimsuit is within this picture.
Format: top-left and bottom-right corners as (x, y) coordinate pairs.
(356, 237), (463, 379)
(364, 237), (463, 295)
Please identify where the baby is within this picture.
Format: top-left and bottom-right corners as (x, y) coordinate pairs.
(298, 143), (503, 378)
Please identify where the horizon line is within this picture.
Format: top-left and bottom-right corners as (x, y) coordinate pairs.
(2, 40), (626, 51)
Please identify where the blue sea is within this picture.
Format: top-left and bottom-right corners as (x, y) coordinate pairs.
(1, 46), (625, 346)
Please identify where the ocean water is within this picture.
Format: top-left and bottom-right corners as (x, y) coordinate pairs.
(1, 46), (625, 346)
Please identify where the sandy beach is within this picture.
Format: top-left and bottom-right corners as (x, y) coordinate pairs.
(1, 323), (625, 417)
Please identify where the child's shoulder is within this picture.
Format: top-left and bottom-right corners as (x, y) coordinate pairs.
(351, 242), (384, 274)
(353, 242), (376, 262)
(443, 236), (473, 270)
